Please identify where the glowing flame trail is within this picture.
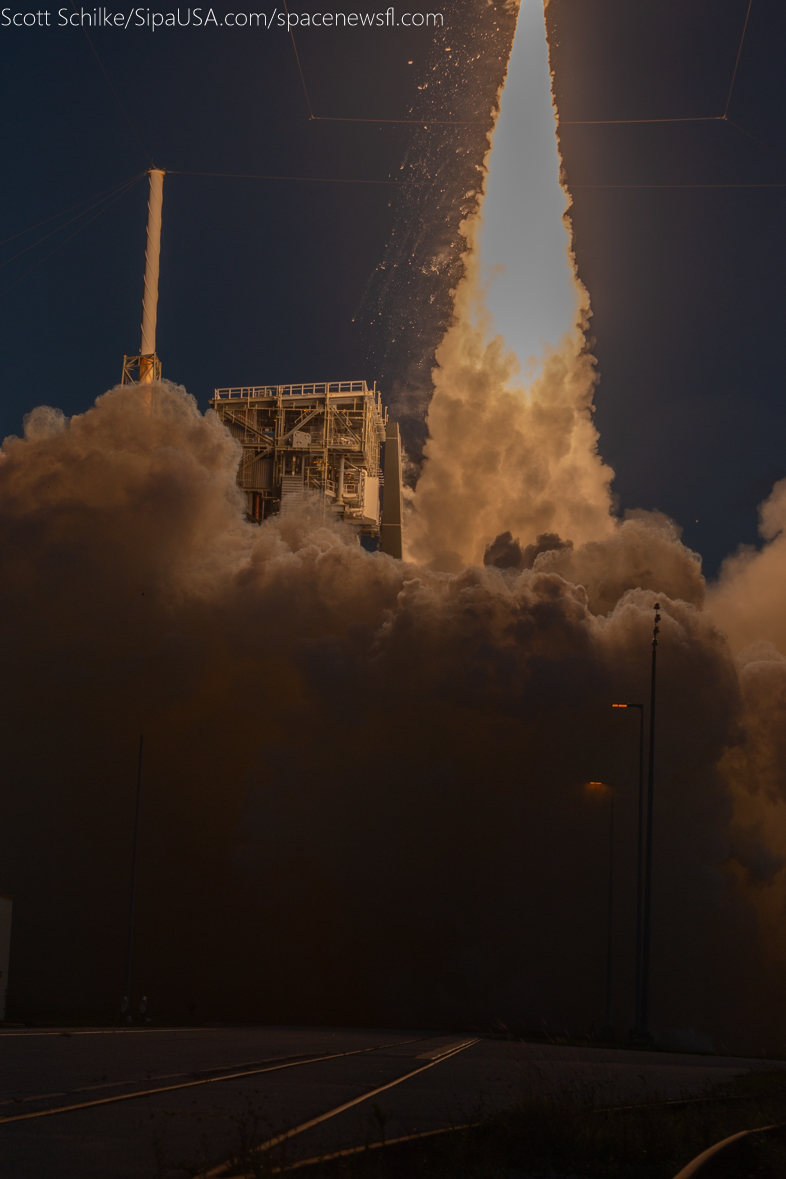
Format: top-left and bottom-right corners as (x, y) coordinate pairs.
(407, 0), (613, 571)
(479, 0), (581, 372)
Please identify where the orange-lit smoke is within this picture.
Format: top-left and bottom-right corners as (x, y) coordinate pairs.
(405, 0), (614, 570)
(404, 242), (616, 570)
(0, 380), (777, 1052)
(400, 0), (786, 1049)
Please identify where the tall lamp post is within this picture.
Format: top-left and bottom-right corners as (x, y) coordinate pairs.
(587, 781), (615, 1039)
(122, 734), (144, 1022)
(611, 702), (644, 1037)
(639, 602), (661, 1042)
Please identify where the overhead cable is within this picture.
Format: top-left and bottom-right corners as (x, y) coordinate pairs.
(0, 174), (146, 272)
(0, 175), (145, 249)
(562, 116), (724, 126)
(167, 169), (438, 185)
(0, 174), (144, 301)
(572, 182), (786, 189)
(724, 0), (754, 118)
(281, 0), (316, 119)
(69, 0), (153, 165)
(310, 115), (487, 125)
(280, 0), (485, 126)
(562, 0), (755, 127)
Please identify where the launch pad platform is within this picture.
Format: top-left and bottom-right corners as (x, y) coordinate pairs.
(210, 380), (386, 533)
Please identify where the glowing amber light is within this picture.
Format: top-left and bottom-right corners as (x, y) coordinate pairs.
(586, 781), (611, 795)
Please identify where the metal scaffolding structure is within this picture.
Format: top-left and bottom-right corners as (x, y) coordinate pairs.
(114, 174), (405, 555)
(211, 381), (387, 533)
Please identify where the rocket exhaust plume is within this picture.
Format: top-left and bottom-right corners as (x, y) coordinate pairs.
(1, 1), (786, 1053)
(479, 0), (581, 372)
(406, 0), (613, 571)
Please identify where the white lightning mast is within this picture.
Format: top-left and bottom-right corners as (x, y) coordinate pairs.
(122, 168), (165, 385)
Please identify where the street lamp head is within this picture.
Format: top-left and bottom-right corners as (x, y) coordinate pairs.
(585, 780), (612, 796)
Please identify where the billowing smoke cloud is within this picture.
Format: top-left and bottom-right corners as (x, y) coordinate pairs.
(705, 484), (786, 1035)
(708, 478), (786, 654)
(484, 529), (572, 571)
(384, 0), (786, 1048)
(404, 244), (615, 570)
(0, 382), (781, 1053)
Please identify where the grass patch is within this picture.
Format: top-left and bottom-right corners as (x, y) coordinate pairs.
(235, 1068), (786, 1179)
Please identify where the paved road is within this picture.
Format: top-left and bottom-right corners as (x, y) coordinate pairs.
(0, 1026), (781, 1177)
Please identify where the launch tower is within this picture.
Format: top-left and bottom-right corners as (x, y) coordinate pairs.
(122, 168), (164, 385)
(210, 380), (387, 536)
(116, 174), (404, 553)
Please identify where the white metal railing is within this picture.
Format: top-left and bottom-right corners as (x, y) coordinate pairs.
(213, 381), (371, 400)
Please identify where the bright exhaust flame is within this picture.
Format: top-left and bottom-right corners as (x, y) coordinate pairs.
(479, 0), (580, 371)
(406, 0), (613, 571)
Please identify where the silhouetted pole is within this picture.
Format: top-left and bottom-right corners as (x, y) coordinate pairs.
(633, 704), (644, 1029)
(122, 735), (144, 1020)
(588, 781), (615, 1038)
(604, 784), (615, 1037)
(612, 701), (645, 1035)
(640, 603), (661, 1039)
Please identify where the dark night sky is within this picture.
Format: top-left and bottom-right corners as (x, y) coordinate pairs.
(1, 0), (784, 575)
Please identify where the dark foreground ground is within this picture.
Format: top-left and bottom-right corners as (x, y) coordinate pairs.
(1, 1025), (785, 1178)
